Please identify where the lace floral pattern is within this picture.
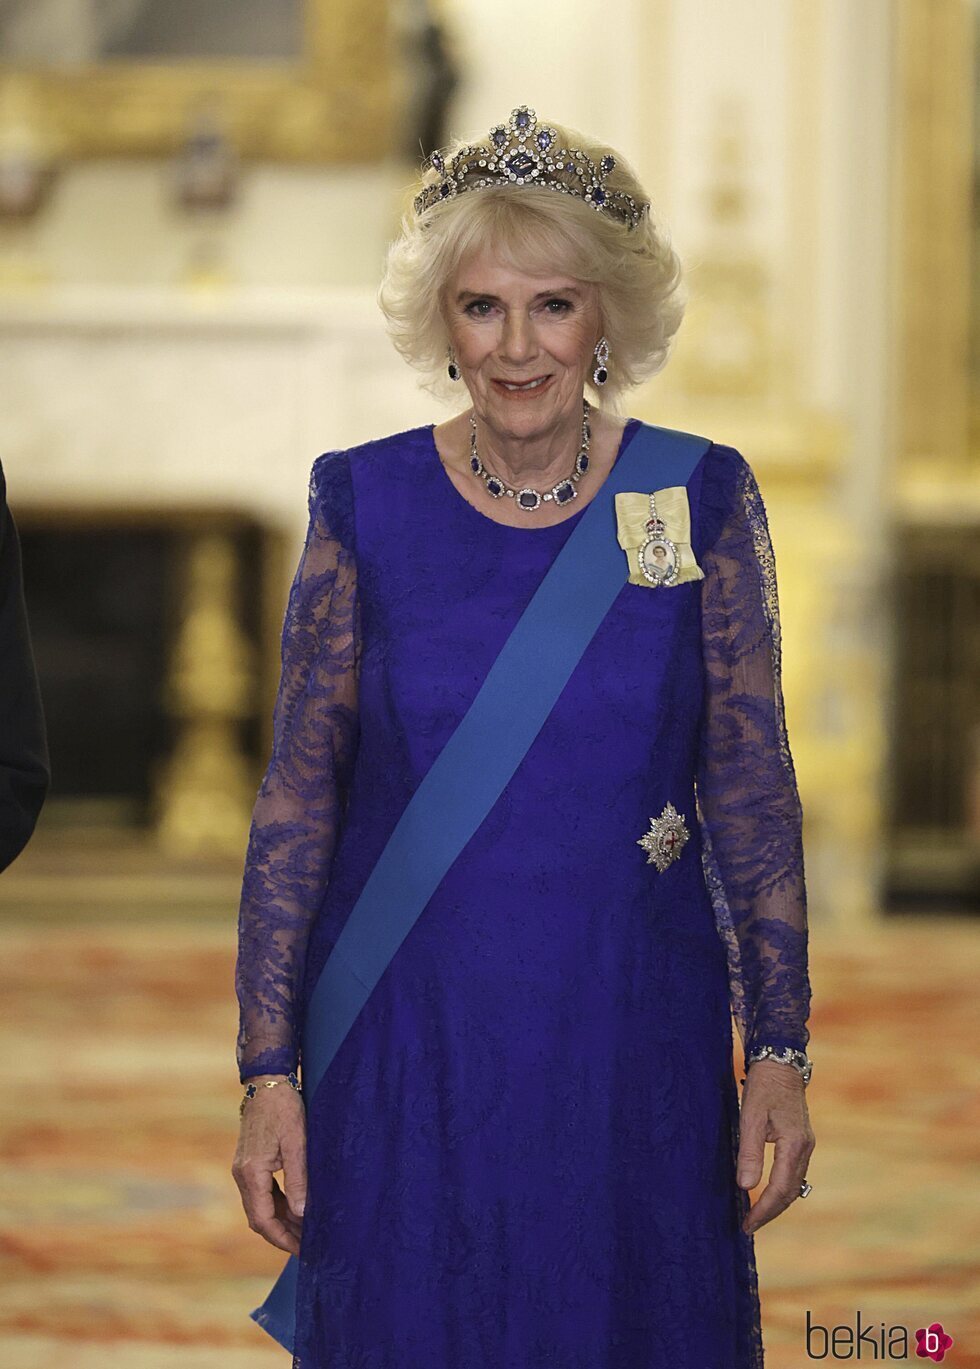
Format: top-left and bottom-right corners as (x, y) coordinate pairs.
(694, 444), (812, 1059)
(235, 453), (361, 1082)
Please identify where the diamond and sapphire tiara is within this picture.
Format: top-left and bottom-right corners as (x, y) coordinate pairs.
(412, 105), (650, 233)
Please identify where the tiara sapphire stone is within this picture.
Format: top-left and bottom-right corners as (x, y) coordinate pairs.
(507, 151), (536, 178)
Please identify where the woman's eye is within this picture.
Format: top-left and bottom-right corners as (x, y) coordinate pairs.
(465, 300), (493, 317)
(545, 298), (572, 314)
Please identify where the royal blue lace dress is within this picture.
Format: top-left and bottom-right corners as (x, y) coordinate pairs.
(235, 418), (812, 1369)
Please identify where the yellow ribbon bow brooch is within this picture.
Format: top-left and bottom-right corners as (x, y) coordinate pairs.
(614, 486), (704, 588)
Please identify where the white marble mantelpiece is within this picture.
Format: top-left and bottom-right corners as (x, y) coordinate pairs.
(0, 286), (443, 550)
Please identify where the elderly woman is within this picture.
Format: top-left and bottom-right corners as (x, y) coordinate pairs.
(232, 105), (815, 1369)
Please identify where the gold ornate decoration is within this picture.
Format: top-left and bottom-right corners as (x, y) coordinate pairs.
(0, 0), (391, 163)
(637, 802), (690, 872)
(895, 0), (973, 471)
(155, 532), (257, 857)
(615, 487), (705, 588)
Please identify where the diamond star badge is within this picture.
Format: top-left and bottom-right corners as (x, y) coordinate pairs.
(637, 802), (690, 872)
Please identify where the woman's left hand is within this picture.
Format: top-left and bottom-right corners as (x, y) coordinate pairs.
(736, 1059), (816, 1235)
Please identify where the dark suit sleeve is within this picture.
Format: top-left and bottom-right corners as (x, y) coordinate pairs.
(0, 460), (51, 873)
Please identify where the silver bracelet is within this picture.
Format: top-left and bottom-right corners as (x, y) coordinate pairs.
(741, 1045), (812, 1087)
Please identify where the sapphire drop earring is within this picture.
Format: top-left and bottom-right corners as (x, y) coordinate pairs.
(593, 336), (610, 386)
(448, 348), (461, 381)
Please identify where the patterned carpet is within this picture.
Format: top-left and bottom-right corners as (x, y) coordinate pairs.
(0, 912), (976, 1368)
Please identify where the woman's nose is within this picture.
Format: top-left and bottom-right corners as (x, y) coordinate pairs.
(499, 314), (536, 361)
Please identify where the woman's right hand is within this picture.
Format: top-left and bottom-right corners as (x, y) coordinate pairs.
(232, 1076), (308, 1256)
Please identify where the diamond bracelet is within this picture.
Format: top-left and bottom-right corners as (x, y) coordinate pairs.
(740, 1045), (813, 1088)
(239, 1070), (302, 1117)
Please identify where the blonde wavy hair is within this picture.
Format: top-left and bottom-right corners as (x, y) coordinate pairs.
(377, 115), (687, 411)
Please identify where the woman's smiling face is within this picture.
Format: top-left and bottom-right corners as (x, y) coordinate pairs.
(444, 244), (601, 439)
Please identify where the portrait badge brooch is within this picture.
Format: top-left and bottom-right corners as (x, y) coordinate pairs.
(637, 802), (690, 872)
(614, 486), (705, 589)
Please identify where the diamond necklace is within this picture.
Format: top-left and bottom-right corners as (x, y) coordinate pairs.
(468, 398), (592, 513)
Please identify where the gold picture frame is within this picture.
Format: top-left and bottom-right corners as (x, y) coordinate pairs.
(0, 0), (392, 164)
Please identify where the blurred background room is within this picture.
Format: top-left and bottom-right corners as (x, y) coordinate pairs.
(0, 0), (978, 1365)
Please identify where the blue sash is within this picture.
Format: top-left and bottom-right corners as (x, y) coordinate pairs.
(250, 420), (711, 1352)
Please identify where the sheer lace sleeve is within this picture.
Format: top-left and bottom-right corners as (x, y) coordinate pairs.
(694, 445), (811, 1061)
(235, 451), (360, 1083)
